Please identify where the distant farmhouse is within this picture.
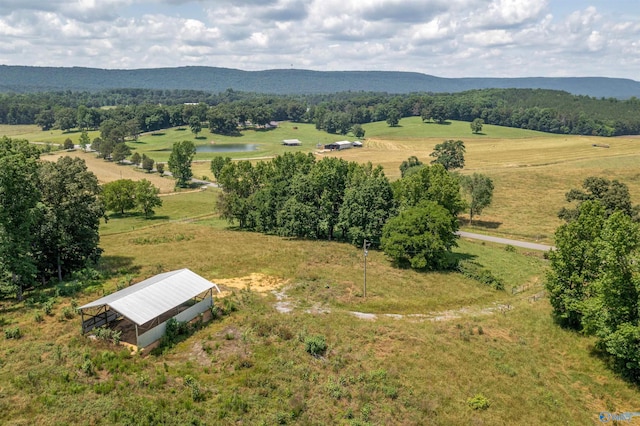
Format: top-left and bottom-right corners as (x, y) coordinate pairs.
(282, 139), (301, 146)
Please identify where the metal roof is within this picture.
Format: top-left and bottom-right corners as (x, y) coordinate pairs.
(79, 269), (216, 326)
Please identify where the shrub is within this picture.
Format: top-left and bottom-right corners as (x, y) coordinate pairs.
(305, 335), (327, 357)
(81, 359), (95, 376)
(43, 300), (55, 316)
(93, 327), (122, 345)
(184, 374), (205, 402)
(4, 327), (22, 339)
(467, 393), (491, 410)
(457, 260), (504, 290)
(62, 306), (75, 319)
(34, 312), (44, 323)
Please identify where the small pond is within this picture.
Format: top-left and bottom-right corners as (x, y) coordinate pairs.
(195, 143), (259, 153)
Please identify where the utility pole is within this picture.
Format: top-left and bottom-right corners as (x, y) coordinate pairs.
(363, 239), (371, 297)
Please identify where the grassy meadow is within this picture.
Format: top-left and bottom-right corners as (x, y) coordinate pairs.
(1, 119), (640, 424)
(1, 189), (639, 425)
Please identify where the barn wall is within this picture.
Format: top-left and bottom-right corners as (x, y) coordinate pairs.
(136, 297), (213, 348)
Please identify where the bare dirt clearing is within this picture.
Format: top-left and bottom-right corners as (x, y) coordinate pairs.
(215, 273), (287, 297)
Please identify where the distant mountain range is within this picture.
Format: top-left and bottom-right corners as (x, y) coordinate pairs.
(1, 65), (639, 99)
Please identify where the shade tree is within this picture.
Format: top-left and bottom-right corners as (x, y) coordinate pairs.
(429, 140), (466, 171)
(460, 173), (494, 225)
(168, 140), (196, 188)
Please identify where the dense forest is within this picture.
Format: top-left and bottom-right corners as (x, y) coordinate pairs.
(2, 65), (640, 98)
(2, 88), (640, 137)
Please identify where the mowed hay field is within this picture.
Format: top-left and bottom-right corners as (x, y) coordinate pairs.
(42, 150), (178, 193)
(328, 117), (640, 243)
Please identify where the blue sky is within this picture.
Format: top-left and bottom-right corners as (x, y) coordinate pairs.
(0, 1), (638, 80)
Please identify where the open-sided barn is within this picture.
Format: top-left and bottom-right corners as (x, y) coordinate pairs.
(79, 269), (220, 348)
(324, 141), (353, 150)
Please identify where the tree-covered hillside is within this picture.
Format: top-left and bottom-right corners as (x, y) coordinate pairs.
(2, 65), (640, 98)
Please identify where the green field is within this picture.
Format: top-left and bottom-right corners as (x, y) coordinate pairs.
(2, 189), (639, 425)
(2, 120), (640, 424)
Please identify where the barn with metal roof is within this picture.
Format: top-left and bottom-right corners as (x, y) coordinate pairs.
(79, 268), (220, 348)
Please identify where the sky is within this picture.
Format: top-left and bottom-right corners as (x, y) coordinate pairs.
(0, 0), (639, 79)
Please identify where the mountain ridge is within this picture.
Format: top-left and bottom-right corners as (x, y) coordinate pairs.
(1, 65), (639, 99)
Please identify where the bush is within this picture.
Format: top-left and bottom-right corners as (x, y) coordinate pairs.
(305, 335), (327, 357)
(457, 260), (504, 290)
(81, 359), (95, 376)
(4, 327), (22, 339)
(43, 300), (55, 316)
(34, 312), (44, 323)
(467, 393), (491, 410)
(93, 327), (122, 345)
(184, 374), (205, 402)
(62, 306), (76, 319)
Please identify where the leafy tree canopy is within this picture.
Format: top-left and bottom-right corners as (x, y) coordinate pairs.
(381, 200), (457, 270)
(429, 140), (465, 171)
(168, 140), (196, 188)
(558, 176), (638, 221)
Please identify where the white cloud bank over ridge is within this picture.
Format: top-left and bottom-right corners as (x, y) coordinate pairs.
(0, 0), (638, 79)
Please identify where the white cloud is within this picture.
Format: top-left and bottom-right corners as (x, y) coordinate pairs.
(0, 1), (637, 79)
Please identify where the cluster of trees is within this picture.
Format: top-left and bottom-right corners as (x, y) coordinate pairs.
(213, 140), (494, 270)
(0, 138), (104, 298)
(2, 88), (640, 138)
(102, 179), (162, 217)
(546, 177), (640, 383)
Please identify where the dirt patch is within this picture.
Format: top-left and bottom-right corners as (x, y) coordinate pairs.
(215, 273), (287, 297)
(189, 341), (212, 366)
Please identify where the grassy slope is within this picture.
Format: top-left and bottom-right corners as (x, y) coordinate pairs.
(1, 120), (640, 424)
(1, 190), (639, 425)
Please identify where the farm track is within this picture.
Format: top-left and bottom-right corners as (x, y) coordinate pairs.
(271, 283), (545, 322)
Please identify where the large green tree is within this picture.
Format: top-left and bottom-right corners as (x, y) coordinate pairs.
(135, 179), (162, 217)
(547, 200), (640, 382)
(399, 155), (424, 178)
(392, 164), (466, 218)
(168, 140), (196, 188)
(111, 143), (131, 163)
(558, 176), (637, 221)
(101, 179), (137, 214)
(461, 173), (494, 225)
(35, 157), (104, 282)
(337, 163), (395, 247)
(546, 201), (605, 329)
(470, 118), (484, 134)
(189, 116), (202, 138)
(429, 140), (465, 171)
(381, 201), (457, 270)
(0, 138), (41, 299)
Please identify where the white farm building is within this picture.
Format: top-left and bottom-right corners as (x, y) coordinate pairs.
(79, 269), (220, 348)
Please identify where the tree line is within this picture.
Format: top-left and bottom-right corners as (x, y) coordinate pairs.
(0, 137), (104, 299)
(212, 141), (494, 271)
(2, 88), (640, 137)
(547, 177), (640, 383)
(0, 136), (168, 300)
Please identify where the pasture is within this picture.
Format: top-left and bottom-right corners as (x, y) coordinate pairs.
(1, 189), (639, 425)
(1, 119), (640, 424)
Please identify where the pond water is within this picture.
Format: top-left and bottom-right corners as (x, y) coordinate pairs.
(195, 143), (259, 153)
